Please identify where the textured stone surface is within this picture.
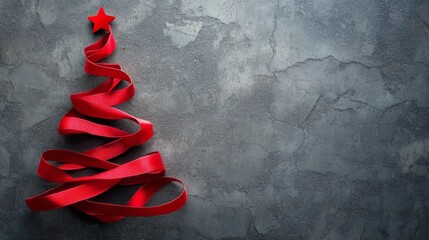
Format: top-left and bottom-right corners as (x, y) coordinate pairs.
(1, 0), (429, 239)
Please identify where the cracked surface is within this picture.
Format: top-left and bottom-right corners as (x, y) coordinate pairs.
(0, 0), (428, 239)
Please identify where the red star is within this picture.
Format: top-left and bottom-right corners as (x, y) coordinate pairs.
(88, 7), (115, 33)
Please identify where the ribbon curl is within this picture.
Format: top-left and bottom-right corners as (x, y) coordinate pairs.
(25, 15), (187, 223)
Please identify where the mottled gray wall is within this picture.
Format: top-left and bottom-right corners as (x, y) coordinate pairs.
(1, 0), (428, 239)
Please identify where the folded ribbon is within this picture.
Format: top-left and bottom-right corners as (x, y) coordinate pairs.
(25, 14), (187, 223)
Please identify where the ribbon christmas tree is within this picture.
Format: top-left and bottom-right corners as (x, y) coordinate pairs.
(25, 7), (187, 223)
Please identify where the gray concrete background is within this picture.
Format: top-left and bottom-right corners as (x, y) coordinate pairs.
(1, 0), (429, 239)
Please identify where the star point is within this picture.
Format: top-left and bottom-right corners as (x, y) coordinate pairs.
(88, 7), (115, 33)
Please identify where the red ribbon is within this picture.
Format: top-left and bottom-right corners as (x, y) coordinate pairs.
(25, 18), (187, 223)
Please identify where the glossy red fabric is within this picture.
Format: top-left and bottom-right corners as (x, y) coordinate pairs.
(25, 14), (187, 223)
